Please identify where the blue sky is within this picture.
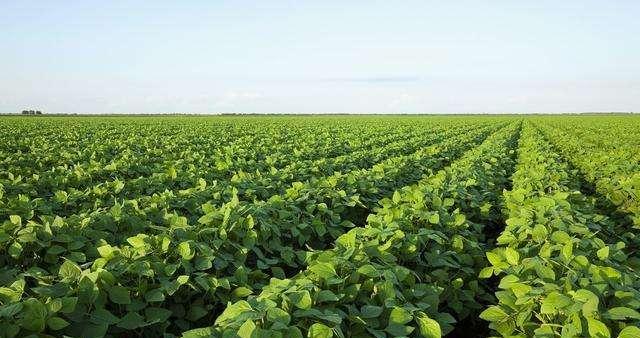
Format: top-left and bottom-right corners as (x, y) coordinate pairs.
(1, 1), (639, 113)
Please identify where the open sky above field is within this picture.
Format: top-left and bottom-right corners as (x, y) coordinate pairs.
(1, 1), (639, 114)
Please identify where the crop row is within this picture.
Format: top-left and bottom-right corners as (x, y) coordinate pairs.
(188, 122), (521, 338)
(481, 124), (640, 338)
(537, 121), (640, 229)
(0, 121), (504, 337)
(2, 116), (638, 338)
(1, 121), (500, 258)
(0, 118), (430, 199)
(1, 121), (481, 220)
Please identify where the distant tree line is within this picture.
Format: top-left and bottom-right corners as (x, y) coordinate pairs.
(21, 110), (43, 115)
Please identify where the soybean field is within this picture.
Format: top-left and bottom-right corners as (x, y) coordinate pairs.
(0, 115), (639, 338)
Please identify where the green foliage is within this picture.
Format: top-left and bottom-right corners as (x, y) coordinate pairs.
(207, 122), (521, 337)
(481, 124), (640, 338)
(1, 115), (638, 337)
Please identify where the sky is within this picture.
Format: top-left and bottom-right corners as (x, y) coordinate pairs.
(1, 1), (639, 114)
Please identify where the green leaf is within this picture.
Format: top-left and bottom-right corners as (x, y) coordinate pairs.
(47, 316), (70, 330)
(386, 323), (415, 336)
(551, 230), (571, 244)
(58, 260), (82, 281)
(237, 319), (256, 338)
(290, 290), (312, 310)
(60, 297), (78, 313)
(90, 308), (120, 325)
(267, 307), (291, 325)
(178, 241), (194, 260)
(535, 263), (556, 280)
(232, 287), (253, 298)
(432, 196), (442, 207)
(145, 307), (173, 323)
(0, 286), (23, 303)
(215, 300), (253, 326)
(308, 323), (333, 338)
(194, 257), (212, 270)
(575, 289), (599, 316)
(0, 303), (23, 317)
(607, 307), (640, 320)
(452, 236), (464, 251)
(82, 323), (109, 338)
(181, 327), (216, 338)
(416, 312), (441, 338)
(288, 327), (304, 338)
(597, 246), (610, 260)
(497, 274), (518, 288)
(534, 326), (556, 337)
(309, 262), (337, 279)
(186, 305), (209, 321)
(540, 292), (572, 314)
(479, 306), (508, 322)
(443, 197), (455, 207)
(109, 285), (131, 305)
(392, 191), (402, 203)
(126, 235), (147, 248)
(9, 215), (21, 225)
(587, 317), (610, 338)
(618, 326), (640, 338)
(20, 298), (47, 332)
(486, 252), (502, 266)
(357, 264), (380, 277)
(336, 231), (356, 248)
(96, 245), (114, 258)
(511, 190), (525, 203)
(361, 305), (383, 318)
(561, 242), (573, 262)
(479, 267), (494, 279)
(117, 311), (145, 330)
(47, 245), (66, 255)
(510, 282), (532, 298)
(531, 224), (548, 242)
(316, 290), (339, 303)
(428, 213), (440, 224)
(504, 247), (519, 265)
(8, 242), (22, 259)
(176, 275), (190, 285)
(145, 288), (165, 302)
(389, 307), (412, 325)
(167, 166), (177, 180)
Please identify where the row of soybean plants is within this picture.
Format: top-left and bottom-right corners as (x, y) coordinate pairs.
(192, 122), (521, 338)
(0, 118), (486, 250)
(536, 118), (640, 229)
(45, 119), (499, 273)
(0, 116), (435, 249)
(0, 117), (412, 211)
(0, 121), (504, 337)
(64, 118), (462, 212)
(0, 117), (478, 224)
(0, 119), (499, 263)
(130, 119), (493, 221)
(537, 117), (640, 148)
(480, 124), (640, 338)
(0, 116), (398, 177)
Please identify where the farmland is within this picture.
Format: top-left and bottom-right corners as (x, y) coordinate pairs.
(0, 115), (639, 338)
